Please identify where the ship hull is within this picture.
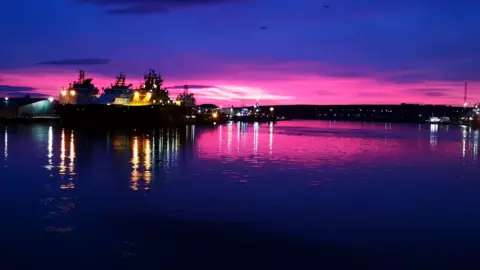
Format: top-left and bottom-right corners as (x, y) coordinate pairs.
(55, 104), (226, 128)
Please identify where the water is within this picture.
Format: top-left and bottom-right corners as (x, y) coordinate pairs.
(1, 121), (480, 269)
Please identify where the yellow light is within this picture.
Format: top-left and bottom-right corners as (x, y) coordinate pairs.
(146, 92), (152, 99)
(69, 90), (76, 96)
(61, 90), (67, 96)
(212, 112), (218, 118)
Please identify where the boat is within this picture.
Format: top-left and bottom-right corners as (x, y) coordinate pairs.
(55, 70), (227, 127)
(176, 85), (196, 108)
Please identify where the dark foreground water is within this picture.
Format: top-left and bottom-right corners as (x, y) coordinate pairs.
(1, 121), (480, 269)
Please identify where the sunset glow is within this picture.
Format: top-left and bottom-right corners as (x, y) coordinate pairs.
(1, 67), (478, 107)
(1, 0), (480, 106)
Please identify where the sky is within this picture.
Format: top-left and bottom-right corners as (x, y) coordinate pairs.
(1, 0), (480, 106)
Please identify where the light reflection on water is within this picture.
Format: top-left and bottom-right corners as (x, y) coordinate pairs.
(0, 121), (480, 269)
(4, 126), (7, 160)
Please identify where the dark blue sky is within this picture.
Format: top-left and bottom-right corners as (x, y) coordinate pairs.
(1, 0), (479, 105)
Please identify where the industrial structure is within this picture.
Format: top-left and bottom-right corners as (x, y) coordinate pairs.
(0, 96), (55, 118)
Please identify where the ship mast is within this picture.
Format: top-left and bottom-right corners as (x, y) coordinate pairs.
(113, 72), (127, 87)
(78, 70), (85, 84)
(464, 81), (468, 108)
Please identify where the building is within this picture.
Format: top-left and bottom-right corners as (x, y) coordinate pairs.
(0, 97), (55, 118)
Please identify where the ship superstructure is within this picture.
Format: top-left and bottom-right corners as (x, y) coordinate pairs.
(176, 85), (196, 107)
(131, 69), (172, 106)
(96, 73), (133, 105)
(59, 71), (99, 105)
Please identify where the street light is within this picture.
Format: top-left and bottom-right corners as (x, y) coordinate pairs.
(269, 107), (274, 112)
(48, 97), (54, 102)
(4, 97), (8, 101)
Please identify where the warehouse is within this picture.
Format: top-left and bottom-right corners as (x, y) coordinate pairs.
(0, 96), (55, 118)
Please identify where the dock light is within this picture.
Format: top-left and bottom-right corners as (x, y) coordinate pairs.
(269, 107), (274, 112)
(134, 91), (140, 97)
(146, 92), (152, 98)
(4, 97), (8, 101)
(48, 97), (54, 102)
(212, 112), (218, 118)
(61, 90), (67, 96)
(69, 90), (76, 96)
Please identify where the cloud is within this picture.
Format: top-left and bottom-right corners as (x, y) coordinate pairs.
(167, 84), (294, 103)
(0, 84), (46, 97)
(0, 85), (35, 92)
(78, 0), (248, 14)
(37, 58), (110, 65)
(406, 88), (452, 97)
(168, 85), (215, 89)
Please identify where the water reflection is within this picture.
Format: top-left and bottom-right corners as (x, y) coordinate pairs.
(46, 126), (53, 170)
(474, 130), (479, 159)
(4, 126), (7, 160)
(197, 121), (480, 167)
(227, 122), (232, 155)
(127, 129), (191, 191)
(429, 124), (438, 149)
(42, 127), (77, 235)
(253, 122), (259, 155)
(129, 135), (153, 191)
(462, 126), (468, 158)
(269, 122), (273, 155)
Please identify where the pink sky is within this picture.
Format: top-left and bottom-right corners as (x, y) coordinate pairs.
(0, 64), (477, 107)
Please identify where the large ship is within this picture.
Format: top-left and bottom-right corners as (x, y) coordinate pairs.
(55, 70), (226, 127)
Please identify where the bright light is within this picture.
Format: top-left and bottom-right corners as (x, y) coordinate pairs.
(146, 92), (152, 99)
(464, 102), (468, 108)
(61, 90), (67, 96)
(429, 117), (441, 123)
(134, 91), (140, 97)
(269, 107), (274, 111)
(69, 90), (76, 96)
(212, 112), (218, 118)
(48, 97), (54, 102)
(4, 97), (8, 101)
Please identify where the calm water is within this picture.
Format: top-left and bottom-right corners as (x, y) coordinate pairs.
(1, 121), (480, 269)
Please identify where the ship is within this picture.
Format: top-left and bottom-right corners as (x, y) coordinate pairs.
(55, 70), (226, 127)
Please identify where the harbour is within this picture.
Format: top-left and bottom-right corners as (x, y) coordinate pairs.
(1, 120), (480, 269)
